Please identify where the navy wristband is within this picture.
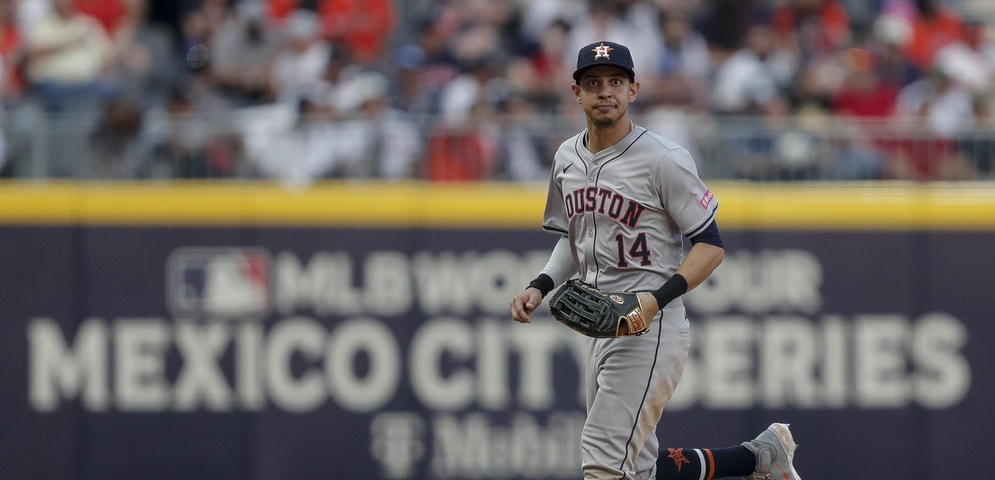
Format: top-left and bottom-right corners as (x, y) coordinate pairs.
(528, 274), (555, 297)
(651, 274), (688, 309)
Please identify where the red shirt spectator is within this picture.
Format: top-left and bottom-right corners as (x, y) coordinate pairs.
(267, 0), (295, 20)
(832, 49), (897, 117)
(904, 1), (966, 71)
(266, 0), (395, 64)
(73, 0), (127, 35)
(0, 0), (24, 96)
(318, 0), (394, 63)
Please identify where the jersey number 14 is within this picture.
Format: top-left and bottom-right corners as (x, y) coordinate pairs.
(615, 233), (652, 268)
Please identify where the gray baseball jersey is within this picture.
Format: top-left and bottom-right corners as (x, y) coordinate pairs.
(541, 124), (718, 479)
(542, 124), (718, 295)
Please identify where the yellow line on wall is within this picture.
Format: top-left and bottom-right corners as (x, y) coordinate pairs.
(0, 181), (549, 228)
(2, 181), (995, 230)
(713, 182), (995, 230)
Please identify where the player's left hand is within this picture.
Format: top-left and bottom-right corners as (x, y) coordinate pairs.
(549, 280), (654, 337)
(617, 293), (659, 335)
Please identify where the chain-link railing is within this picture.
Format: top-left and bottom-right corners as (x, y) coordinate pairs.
(2, 103), (993, 183)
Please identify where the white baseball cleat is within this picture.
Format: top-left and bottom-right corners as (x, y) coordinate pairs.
(741, 423), (801, 480)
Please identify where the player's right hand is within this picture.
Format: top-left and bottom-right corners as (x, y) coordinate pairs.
(511, 288), (543, 324)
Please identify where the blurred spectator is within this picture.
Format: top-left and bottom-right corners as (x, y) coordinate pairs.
(440, 0), (523, 82)
(790, 28), (850, 112)
(210, 0), (277, 106)
(87, 97), (143, 178)
(427, 43), (506, 181)
(390, 43), (432, 113)
(438, 55), (505, 122)
(236, 99), (339, 186)
(307, 42), (360, 114)
(23, 0), (120, 177)
(18, 0), (51, 34)
(833, 48), (898, 117)
(0, 123), (7, 176)
(708, 23), (796, 114)
(315, 0), (395, 66)
(264, 0), (294, 20)
(514, 18), (572, 113)
(961, 18), (995, 85)
(972, 18), (995, 71)
(788, 23), (894, 181)
(695, 0), (764, 51)
(327, 71), (424, 179)
(235, 74), (419, 185)
(140, 82), (237, 178)
(496, 90), (552, 181)
(959, 94), (995, 177)
(655, 7), (710, 86)
(390, 15), (461, 115)
(895, 62), (975, 136)
(425, 113), (500, 181)
(74, 0), (127, 36)
(113, 0), (185, 109)
(140, 88), (213, 178)
(265, 0), (395, 66)
(428, 64), (503, 181)
(0, 56), (7, 175)
(178, 0), (229, 71)
(887, 63), (977, 180)
(930, 36), (993, 93)
(520, 0), (586, 43)
(265, 9), (331, 106)
(0, 0), (25, 100)
(728, 94), (829, 180)
(236, 50), (363, 185)
(869, 12), (921, 89)
(900, 0), (968, 72)
(642, 68), (706, 157)
(197, 0), (229, 38)
(842, 0), (886, 33)
(824, 46), (901, 180)
(771, 0), (850, 61)
(179, 6), (208, 67)
(799, 49), (887, 179)
(25, 0), (119, 111)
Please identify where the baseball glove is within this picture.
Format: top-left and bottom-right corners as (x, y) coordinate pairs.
(548, 279), (649, 338)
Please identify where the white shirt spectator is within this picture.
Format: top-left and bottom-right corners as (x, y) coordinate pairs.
(895, 75), (975, 137)
(267, 10), (331, 105)
(26, 6), (111, 84)
(709, 48), (780, 113)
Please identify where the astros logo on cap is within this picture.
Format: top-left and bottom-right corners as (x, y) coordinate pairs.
(592, 42), (613, 59)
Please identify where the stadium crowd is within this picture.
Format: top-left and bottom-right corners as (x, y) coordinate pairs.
(0, 0), (993, 183)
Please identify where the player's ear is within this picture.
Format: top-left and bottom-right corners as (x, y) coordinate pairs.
(571, 82), (581, 101)
(629, 81), (639, 102)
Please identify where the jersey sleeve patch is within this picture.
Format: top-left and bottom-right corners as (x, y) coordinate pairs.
(699, 189), (714, 209)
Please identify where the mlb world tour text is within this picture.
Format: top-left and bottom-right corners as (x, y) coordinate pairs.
(28, 248), (970, 414)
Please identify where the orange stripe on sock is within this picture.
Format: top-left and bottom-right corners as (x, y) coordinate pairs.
(704, 448), (715, 480)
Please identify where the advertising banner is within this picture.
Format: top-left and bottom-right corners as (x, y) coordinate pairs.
(0, 183), (992, 480)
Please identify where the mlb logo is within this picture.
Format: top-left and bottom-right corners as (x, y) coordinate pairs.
(167, 248), (271, 317)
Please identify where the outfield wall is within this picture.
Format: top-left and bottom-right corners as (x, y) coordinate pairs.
(1, 181), (992, 480)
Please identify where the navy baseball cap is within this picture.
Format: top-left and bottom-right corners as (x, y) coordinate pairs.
(572, 41), (635, 82)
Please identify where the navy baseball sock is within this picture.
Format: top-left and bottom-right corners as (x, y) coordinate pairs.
(656, 446), (756, 479)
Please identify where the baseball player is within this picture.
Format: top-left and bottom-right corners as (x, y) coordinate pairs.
(510, 41), (802, 480)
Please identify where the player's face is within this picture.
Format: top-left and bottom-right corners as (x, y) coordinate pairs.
(572, 66), (639, 127)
